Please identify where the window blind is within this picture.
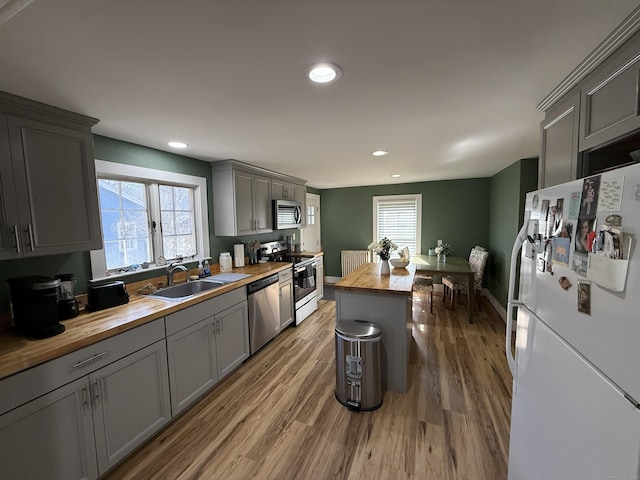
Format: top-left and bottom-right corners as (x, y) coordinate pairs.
(374, 195), (421, 256)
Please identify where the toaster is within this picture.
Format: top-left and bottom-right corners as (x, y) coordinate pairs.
(87, 281), (129, 311)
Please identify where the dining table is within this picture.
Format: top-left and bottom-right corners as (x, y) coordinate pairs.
(411, 254), (475, 323)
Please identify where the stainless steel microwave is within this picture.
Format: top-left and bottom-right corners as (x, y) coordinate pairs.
(273, 199), (302, 229)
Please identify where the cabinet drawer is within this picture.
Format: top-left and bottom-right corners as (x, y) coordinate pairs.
(165, 287), (247, 335)
(278, 267), (293, 283)
(0, 319), (165, 416)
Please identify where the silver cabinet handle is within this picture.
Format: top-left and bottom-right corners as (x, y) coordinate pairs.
(12, 225), (21, 254)
(92, 381), (101, 405)
(81, 384), (90, 410)
(73, 351), (108, 369)
(26, 224), (34, 252)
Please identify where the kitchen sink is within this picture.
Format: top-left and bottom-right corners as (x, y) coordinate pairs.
(150, 280), (226, 300)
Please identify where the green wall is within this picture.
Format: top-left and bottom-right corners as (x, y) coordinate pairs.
(487, 158), (538, 307)
(319, 178), (491, 279)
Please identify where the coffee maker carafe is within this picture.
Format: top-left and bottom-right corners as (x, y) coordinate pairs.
(55, 273), (79, 319)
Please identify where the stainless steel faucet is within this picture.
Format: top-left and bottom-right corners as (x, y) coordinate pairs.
(167, 263), (189, 286)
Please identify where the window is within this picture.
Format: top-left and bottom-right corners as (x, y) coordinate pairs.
(91, 160), (209, 279)
(373, 194), (422, 256)
(306, 204), (315, 225)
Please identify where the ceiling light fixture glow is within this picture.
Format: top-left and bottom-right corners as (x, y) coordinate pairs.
(391, 174), (402, 178)
(372, 150), (389, 156)
(168, 141), (188, 149)
(308, 63), (342, 84)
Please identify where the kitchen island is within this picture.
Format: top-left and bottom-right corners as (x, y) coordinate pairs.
(334, 262), (416, 392)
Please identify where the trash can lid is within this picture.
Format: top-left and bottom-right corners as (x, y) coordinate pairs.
(335, 320), (381, 339)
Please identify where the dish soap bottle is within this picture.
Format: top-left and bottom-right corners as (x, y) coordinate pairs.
(203, 259), (211, 276)
(197, 261), (205, 278)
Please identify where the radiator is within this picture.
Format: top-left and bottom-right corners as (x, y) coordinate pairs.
(341, 250), (371, 276)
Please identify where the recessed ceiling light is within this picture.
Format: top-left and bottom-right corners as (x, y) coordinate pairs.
(168, 141), (188, 149)
(372, 150), (389, 156)
(391, 174), (402, 178)
(307, 63), (342, 84)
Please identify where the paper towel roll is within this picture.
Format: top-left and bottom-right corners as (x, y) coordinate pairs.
(234, 244), (245, 267)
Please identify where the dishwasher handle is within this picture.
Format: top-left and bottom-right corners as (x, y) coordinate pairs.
(247, 274), (279, 294)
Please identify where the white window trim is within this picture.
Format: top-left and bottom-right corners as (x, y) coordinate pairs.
(372, 194), (422, 256)
(90, 159), (210, 280)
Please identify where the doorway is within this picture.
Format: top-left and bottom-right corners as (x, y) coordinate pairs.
(301, 193), (321, 252)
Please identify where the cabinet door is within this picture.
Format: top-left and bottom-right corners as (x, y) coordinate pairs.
(166, 317), (218, 416)
(253, 174), (272, 233)
(540, 93), (580, 188)
(279, 279), (294, 328)
(272, 178), (284, 199)
(91, 340), (171, 475)
(0, 114), (21, 260)
(580, 38), (640, 152)
(234, 171), (256, 235)
(7, 116), (102, 256)
(0, 377), (98, 480)
(215, 301), (250, 378)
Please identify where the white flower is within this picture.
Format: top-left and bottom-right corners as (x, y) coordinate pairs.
(435, 243), (453, 256)
(368, 237), (398, 260)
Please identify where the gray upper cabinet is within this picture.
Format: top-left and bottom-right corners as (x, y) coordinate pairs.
(0, 92), (101, 259)
(212, 166), (272, 236)
(539, 93), (580, 188)
(272, 178), (295, 200)
(212, 160), (306, 236)
(580, 34), (640, 152)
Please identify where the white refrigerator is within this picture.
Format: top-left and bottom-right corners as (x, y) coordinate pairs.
(506, 162), (640, 479)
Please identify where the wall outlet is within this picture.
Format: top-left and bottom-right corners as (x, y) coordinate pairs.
(437, 239), (442, 246)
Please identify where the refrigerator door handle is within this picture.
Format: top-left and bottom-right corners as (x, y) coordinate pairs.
(506, 211), (531, 377)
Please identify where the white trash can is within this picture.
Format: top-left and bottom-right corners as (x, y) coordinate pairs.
(334, 320), (382, 411)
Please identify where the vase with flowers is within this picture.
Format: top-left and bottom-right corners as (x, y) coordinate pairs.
(368, 237), (398, 275)
(434, 243), (453, 262)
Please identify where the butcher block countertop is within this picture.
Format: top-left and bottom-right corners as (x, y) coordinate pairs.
(286, 250), (323, 258)
(335, 262), (416, 296)
(0, 262), (291, 381)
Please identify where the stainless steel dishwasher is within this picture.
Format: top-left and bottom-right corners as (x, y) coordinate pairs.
(247, 274), (281, 354)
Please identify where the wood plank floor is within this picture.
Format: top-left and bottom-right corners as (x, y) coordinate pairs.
(104, 290), (512, 480)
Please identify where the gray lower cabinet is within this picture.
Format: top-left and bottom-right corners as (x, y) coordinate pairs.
(165, 288), (249, 416)
(0, 376), (98, 480)
(539, 93), (580, 188)
(0, 92), (101, 260)
(278, 268), (294, 328)
(215, 302), (250, 378)
(0, 320), (169, 480)
(91, 340), (171, 474)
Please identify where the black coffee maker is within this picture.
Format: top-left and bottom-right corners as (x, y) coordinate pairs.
(7, 275), (65, 338)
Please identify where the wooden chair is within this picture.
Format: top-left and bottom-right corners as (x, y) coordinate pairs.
(413, 273), (434, 313)
(442, 246), (489, 311)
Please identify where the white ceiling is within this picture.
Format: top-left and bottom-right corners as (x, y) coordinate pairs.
(1, 1), (638, 189)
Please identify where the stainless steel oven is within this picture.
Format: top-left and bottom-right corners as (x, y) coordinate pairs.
(291, 256), (317, 325)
